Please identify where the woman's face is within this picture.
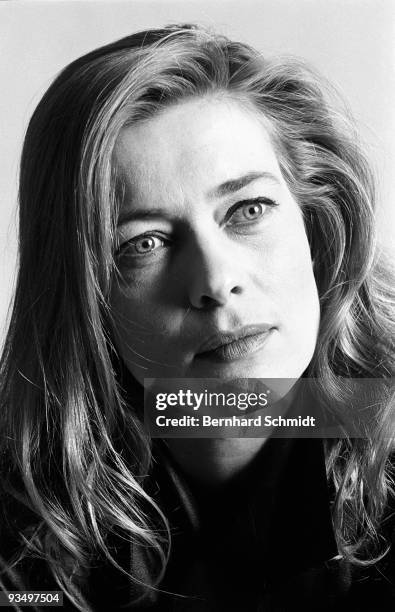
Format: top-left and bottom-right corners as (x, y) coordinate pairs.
(111, 96), (320, 383)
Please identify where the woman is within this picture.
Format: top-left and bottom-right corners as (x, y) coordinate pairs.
(0, 23), (394, 611)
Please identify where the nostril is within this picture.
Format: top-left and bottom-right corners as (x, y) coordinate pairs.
(231, 286), (242, 295)
(196, 284), (243, 309)
(199, 294), (220, 309)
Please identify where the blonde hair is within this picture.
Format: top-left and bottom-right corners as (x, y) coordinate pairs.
(0, 24), (394, 610)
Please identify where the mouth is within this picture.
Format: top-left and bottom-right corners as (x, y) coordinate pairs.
(196, 324), (275, 363)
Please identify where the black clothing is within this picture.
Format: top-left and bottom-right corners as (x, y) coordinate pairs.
(1, 439), (395, 610)
(90, 438), (395, 610)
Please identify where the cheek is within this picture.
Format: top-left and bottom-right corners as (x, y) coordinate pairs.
(277, 224), (320, 342)
(282, 227), (316, 291)
(110, 278), (187, 383)
(111, 285), (153, 342)
(110, 278), (180, 359)
(251, 212), (319, 323)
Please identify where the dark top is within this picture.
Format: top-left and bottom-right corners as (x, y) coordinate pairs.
(1, 438), (395, 610)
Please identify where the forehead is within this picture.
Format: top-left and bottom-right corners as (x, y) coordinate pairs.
(114, 96), (283, 202)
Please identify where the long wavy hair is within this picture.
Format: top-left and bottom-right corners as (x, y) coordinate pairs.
(1, 24), (394, 611)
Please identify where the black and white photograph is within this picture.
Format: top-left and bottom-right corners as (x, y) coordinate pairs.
(0, 1), (394, 610)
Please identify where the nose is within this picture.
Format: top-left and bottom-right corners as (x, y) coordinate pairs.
(186, 234), (244, 309)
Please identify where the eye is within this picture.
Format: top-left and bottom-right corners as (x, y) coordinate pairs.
(240, 201), (264, 220)
(118, 233), (166, 258)
(227, 197), (278, 225)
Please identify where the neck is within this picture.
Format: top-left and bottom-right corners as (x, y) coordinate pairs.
(165, 437), (267, 486)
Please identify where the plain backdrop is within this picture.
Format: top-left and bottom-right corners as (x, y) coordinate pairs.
(1, 0), (394, 340)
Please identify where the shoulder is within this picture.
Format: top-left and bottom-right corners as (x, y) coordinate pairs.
(290, 504), (395, 611)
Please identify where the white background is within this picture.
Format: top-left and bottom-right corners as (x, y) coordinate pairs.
(1, 0), (394, 340)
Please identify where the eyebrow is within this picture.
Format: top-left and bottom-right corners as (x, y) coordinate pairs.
(118, 171), (280, 227)
(207, 171), (281, 198)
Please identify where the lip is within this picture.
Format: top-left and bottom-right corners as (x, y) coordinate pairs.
(196, 324), (275, 363)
